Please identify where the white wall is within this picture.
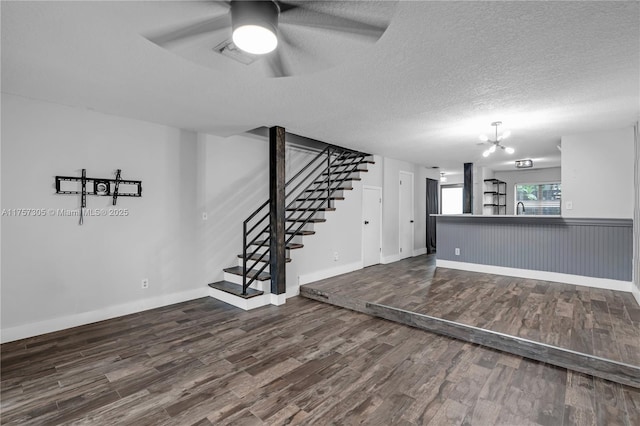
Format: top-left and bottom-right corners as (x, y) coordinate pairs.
(1, 94), (200, 342)
(494, 167), (562, 215)
(381, 158), (439, 263)
(474, 166), (494, 215)
(0, 95), (438, 340)
(561, 127), (635, 218)
(197, 133), (270, 285)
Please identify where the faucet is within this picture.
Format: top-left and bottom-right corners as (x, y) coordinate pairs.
(516, 202), (526, 215)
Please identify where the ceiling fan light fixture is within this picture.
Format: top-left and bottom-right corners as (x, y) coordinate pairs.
(231, 0), (279, 55)
(479, 121), (515, 158)
(233, 25), (278, 54)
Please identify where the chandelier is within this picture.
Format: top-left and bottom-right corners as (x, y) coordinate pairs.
(479, 121), (514, 157)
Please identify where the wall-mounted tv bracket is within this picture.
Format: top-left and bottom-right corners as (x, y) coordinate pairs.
(55, 169), (142, 225)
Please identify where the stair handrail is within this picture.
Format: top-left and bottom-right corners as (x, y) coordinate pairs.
(240, 144), (369, 294)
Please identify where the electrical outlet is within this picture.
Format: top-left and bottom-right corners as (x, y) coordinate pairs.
(141, 278), (149, 289)
(565, 201), (573, 210)
(333, 252), (339, 261)
(455, 248), (460, 256)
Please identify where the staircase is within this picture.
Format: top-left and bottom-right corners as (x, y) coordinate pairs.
(208, 143), (374, 310)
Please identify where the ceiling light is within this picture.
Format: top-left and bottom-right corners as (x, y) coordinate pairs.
(515, 159), (533, 168)
(440, 172), (447, 182)
(231, 1), (279, 55)
(478, 121), (514, 157)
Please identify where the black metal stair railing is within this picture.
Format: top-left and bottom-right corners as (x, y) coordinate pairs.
(240, 145), (369, 294)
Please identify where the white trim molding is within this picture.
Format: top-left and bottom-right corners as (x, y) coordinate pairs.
(1, 287), (208, 344)
(436, 259), (633, 293)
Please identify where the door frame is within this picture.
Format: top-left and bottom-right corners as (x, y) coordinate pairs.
(362, 185), (383, 267)
(398, 171), (415, 259)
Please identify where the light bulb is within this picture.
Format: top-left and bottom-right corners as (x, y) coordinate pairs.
(482, 150), (490, 158)
(489, 144), (496, 153)
(479, 135), (489, 142)
(505, 147), (515, 154)
(232, 25), (278, 55)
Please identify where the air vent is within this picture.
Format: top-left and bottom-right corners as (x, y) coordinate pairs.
(213, 40), (258, 65)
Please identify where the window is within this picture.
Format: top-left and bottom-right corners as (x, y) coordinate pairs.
(441, 185), (463, 214)
(515, 182), (561, 215)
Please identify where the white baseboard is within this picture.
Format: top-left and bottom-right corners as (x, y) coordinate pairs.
(381, 250), (426, 264)
(208, 287), (288, 310)
(632, 283), (640, 306)
(298, 261), (363, 286)
(270, 293), (287, 306)
(413, 247), (428, 256)
(1, 287), (208, 344)
(436, 259), (633, 293)
(381, 254), (402, 264)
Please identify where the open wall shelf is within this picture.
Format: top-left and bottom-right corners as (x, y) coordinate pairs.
(483, 179), (506, 215)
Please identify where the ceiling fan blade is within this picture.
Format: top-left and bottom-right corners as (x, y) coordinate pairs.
(280, 4), (387, 40)
(277, 1), (302, 14)
(266, 49), (290, 78)
(277, 27), (303, 52)
(146, 14), (231, 47)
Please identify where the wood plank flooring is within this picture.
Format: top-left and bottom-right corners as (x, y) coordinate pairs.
(302, 255), (640, 370)
(2, 296), (639, 425)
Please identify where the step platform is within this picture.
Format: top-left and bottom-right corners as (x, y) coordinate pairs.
(208, 281), (264, 299)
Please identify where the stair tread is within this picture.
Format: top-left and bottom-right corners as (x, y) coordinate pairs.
(253, 240), (304, 250)
(237, 253), (292, 263)
(223, 266), (270, 281)
(286, 207), (336, 212)
(208, 281), (264, 299)
(286, 230), (315, 236)
(297, 196), (345, 201)
(322, 169), (367, 176)
(304, 187), (353, 192)
(287, 218), (326, 223)
(314, 178), (361, 184)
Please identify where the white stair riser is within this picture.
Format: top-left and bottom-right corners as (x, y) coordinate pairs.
(223, 272), (269, 291)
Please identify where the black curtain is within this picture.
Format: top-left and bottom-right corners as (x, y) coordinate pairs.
(425, 178), (439, 254)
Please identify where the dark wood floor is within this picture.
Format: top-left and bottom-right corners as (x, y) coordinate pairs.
(303, 255), (640, 369)
(2, 296), (639, 425)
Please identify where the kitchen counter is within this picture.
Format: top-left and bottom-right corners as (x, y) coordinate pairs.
(435, 214), (633, 285)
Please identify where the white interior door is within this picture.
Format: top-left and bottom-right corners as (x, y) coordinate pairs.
(362, 186), (382, 267)
(399, 171), (414, 259)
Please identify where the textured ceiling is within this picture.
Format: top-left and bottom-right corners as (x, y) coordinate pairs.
(2, 1), (639, 173)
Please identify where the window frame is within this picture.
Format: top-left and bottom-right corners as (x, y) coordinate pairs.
(514, 181), (561, 216)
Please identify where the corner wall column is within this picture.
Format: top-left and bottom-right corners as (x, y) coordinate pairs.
(269, 126), (286, 295)
(463, 162), (473, 214)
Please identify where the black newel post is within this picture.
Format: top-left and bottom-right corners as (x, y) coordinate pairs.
(269, 126), (286, 295)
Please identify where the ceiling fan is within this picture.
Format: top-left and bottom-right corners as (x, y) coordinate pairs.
(144, 0), (393, 78)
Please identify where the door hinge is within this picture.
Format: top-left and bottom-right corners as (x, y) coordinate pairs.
(400, 247), (402, 253)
